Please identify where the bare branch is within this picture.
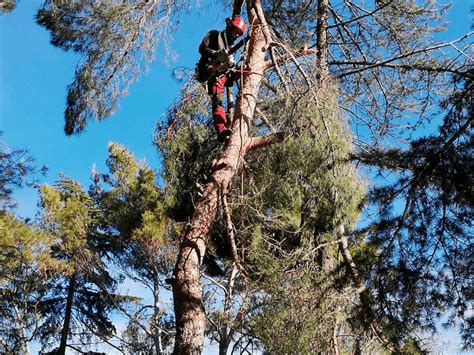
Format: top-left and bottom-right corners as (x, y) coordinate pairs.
(336, 32), (473, 78)
(246, 132), (284, 151)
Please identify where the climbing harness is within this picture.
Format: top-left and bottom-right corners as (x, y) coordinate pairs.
(195, 35), (249, 83)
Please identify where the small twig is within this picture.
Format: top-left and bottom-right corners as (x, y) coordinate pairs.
(255, 106), (276, 133)
(336, 32), (474, 78)
(221, 188), (248, 281)
(270, 45), (291, 94)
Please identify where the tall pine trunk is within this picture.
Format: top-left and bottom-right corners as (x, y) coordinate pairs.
(58, 273), (76, 354)
(171, 1), (269, 353)
(316, 0), (329, 74)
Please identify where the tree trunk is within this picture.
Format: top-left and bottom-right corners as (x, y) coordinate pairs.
(171, 1), (269, 353)
(316, 0), (329, 74)
(153, 278), (164, 354)
(13, 303), (30, 355)
(58, 273), (76, 355)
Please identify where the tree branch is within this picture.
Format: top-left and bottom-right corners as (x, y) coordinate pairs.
(332, 60), (469, 78)
(246, 132), (284, 151)
(335, 32), (473, 78)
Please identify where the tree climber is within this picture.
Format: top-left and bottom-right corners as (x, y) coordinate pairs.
(196, 15), (247, 142)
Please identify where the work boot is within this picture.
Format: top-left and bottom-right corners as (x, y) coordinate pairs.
(217, 128), (232, 142)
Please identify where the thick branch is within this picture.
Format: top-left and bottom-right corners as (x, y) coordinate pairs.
(246, 132), (284, 151)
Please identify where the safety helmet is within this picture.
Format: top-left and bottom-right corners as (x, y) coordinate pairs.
(226, 15), (247, 36)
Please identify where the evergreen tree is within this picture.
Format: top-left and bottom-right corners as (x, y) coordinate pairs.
(354, 69), (473, 350)
(36, 0), (192, 135)
(92, 143), (177, 354)
(0, 214), (60, 354)
(0, 136), (46, 211)
(163, 0), (472, 352)
(23, 0), (473, 352)
(36, 177), (124, 354)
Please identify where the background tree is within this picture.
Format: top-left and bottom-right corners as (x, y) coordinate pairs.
(0, 136), (46, 211)
(36, 0), (192, 135)
(92, 143), (177, 354)
(11, 0), (472, 352)
(0, 214), (60, 354)
(36, 177), (124, 354)
(0, 137), (49, 353)
(355, 68), (473, 350)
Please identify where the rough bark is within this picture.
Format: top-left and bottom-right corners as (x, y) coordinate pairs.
(171, 1), (269, 353)
(316, 0), (329, 74)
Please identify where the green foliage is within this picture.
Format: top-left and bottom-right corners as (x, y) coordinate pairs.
(0, 213), (59, 353)
(0, 137), (46, 211)
(200, 85), (367, 352)
(245, 91), (364, 239)
(98, 143), (162, 239)
(248, 267), (342, 353)
(36, 0), (191, 135)
(354, 70), (473, 349)
(36, 176), (122, 352)
(40, 178), (95, 261)
(0, 0), (16, 14)
(156, 74), (370, 352)
(155, 86), (220, 222)
(93, 142), (177, 352)
(1, 213), (57, 274)
(94, 142), (176, 276)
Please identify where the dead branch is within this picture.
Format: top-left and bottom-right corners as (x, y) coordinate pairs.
(336, 32), (473, 78)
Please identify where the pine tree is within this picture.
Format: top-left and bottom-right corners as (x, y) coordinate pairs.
(36, 0), (191, 135)
(354, 68), (473, 350)
(36, 177), (124, 354)
(27, 0), (473, 352)
(165, 0), (472, 352)
(93, 143), (177, 354)
(0, 214), (60, 354)
(0, 136), (46, 211)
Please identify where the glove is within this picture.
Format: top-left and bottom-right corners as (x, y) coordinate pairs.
(225, 69), (236, 87)
(213, 48), (228, 60)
